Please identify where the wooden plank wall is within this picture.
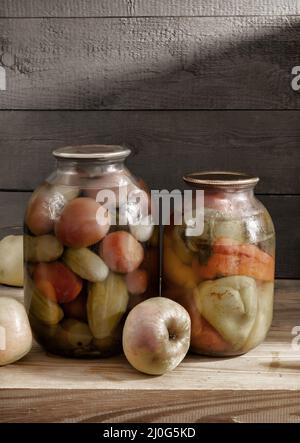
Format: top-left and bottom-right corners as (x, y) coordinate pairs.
(0, 1), (299, 278)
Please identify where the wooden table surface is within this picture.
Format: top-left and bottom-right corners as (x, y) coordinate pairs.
(0, 280), (299, 423)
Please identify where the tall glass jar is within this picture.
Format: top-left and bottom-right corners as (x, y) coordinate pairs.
(163, 172), (275, 357)
(24, 145), (159, 358)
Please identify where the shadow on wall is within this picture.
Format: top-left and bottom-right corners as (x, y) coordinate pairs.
(0, 17), (300, 190)
(0, 17), (300, 110)
(0, 17), (300, 277)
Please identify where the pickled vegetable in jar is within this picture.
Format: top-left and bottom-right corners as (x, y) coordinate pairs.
(163, 172), (275, 356)
(24, 145), (159, 358)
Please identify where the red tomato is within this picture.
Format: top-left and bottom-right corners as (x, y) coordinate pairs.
(100, 231), (144, 273)
(25, 185), (56, 235)
(55, 197), (110, 247)
(34, 262), (83, 304)
(125, 269), (148, 295)
(25, 184), (79, 236)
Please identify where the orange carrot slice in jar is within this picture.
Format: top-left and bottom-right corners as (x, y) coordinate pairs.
(193, 237), (275, 281)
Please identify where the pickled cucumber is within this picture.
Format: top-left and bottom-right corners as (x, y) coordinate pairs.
(63, 247), (109, 282)
(27, 277), (64, 325)
(25, 234), (63, 262)
(87, 273), (129, 339)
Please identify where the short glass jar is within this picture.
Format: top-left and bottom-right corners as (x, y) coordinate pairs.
(24, 145), (159, 358)
(163, 172), (275, 356)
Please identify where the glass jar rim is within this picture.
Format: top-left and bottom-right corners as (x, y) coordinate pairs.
(53, 144), (131, 161)
(183, 171), (259, 189)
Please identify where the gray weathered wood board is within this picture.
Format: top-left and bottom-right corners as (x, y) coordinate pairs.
(1, 1), (300, 17)
(0, 6), (299, 279)
(0, 191), (30, 227)
(0, 110), (299, 193)
(0, 17), (300, 109)
(0, 191), (298, 279)
(259, 195), (300, 279)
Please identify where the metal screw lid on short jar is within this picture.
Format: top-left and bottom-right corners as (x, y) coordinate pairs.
(182, 171), (259, 189)
(52, 144), (131, 161)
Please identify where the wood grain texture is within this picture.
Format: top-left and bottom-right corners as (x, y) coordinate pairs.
(0, 192), (298, 278)
(0, 280), (300, 423)
(1, 389), (300, 423)
(0, 1), (299, 17)
(0, 17), (300, 109)
(0, 110), (299, 193)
